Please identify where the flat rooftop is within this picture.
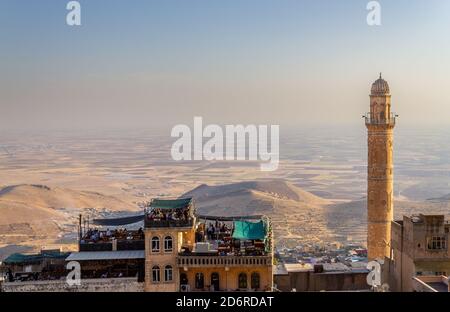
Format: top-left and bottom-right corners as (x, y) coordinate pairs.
(66, 250), (145, 261)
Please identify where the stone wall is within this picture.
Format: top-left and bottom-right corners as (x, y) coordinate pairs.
(274, 271), (370, 292)
(1, 277), (144, 292)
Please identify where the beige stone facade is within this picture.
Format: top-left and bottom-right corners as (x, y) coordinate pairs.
(389, 215), (450, 292)
(144, 225), (273, 291)
(143, 199), (273, 292)
(144, 226), (193, 292)
(144, 220), (273, 292)
(179, 266), (272, 292)
(366, 75), (396, 261)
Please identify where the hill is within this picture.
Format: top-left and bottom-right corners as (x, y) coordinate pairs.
(427, 193), (450, 202)
(0, 184), (136, 225)
(182, 180), (334, 247)
(0, 184), (138, 259)
(184, 180), (450, 247)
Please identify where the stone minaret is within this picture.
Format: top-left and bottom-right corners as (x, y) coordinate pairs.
(365, 74), (396, 261)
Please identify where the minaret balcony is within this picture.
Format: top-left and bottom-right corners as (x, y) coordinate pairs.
(364, 113), (397, 126)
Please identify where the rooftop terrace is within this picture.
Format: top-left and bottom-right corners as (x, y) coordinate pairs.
(79, 227), (145, 251)
(179, 215), (272, 259)
(144, 198), (194, 228)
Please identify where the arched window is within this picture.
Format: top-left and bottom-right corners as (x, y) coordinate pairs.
(238, 273), (247, 289)
(151, 237), (160, 252)
(251, 272), (260, 289)
(165, 265), (173, 282)
(164, 236), (173, 252)
(195, 273), (204, 289)
(152, 266), (160, 283)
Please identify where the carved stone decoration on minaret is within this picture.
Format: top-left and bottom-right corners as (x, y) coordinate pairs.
(365, 73), (396, 261)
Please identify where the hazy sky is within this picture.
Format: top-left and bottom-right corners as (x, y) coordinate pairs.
(1, 0), (450, 131)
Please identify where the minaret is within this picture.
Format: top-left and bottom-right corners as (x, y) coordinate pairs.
(365, 74), (396, 261)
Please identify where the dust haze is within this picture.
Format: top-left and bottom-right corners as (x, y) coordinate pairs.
(1, 125), (450, 259)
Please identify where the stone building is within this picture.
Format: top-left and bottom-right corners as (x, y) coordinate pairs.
(143, 198), (274, 292)
(365, 74), (397, 261)
(1, 197), (273, 292)
(1, 249), (70, 282)
(274, 263), (370, 292)
(388, 214), (450, 292)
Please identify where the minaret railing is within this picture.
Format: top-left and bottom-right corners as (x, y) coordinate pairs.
(364, 112), (397, 126)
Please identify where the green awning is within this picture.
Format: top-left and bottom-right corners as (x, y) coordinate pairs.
(3, 252), (70, 265)
(150, 198), (192, 210)
(232, 220), (266, 240)
(3, 253), (43, 264)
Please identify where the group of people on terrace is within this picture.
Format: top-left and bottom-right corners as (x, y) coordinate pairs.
(147, 207), (190, 222)
(81, 227), (144, 243)
(205, 221), (232, 240)
(193, 221), (267, 257)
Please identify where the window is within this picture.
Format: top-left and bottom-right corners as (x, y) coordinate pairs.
(164, 236), (173, 252)
(427, 236), (446, 250)
(211, 272), (220, 291)
(151, 237), (160, 252)
(238, 273), (247, 289)
(152, 266), (160, 283)
(180, 273), (188, 285)
(251, 272), (260, 290)
(195, 273), (204, 289)
(164, 265), (173, 282)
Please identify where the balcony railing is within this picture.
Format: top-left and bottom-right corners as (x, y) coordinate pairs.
(144, 218), (194, 228)
(177, 255), (272, 267)
(364, 112), (397, 126)
(79, 242), (113, 252)
(79, 239), (144, 252)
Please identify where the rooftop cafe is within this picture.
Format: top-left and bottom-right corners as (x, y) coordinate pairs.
(184, 216), (272, 257)
(78, 197), (272, 256)
(144, 197), (272, 256)
(75, 198), (195, 251)
(70, 215), (148, 280)
(79, 216), (145, 252)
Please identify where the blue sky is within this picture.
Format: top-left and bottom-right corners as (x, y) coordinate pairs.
(1, 0), (450, 130)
